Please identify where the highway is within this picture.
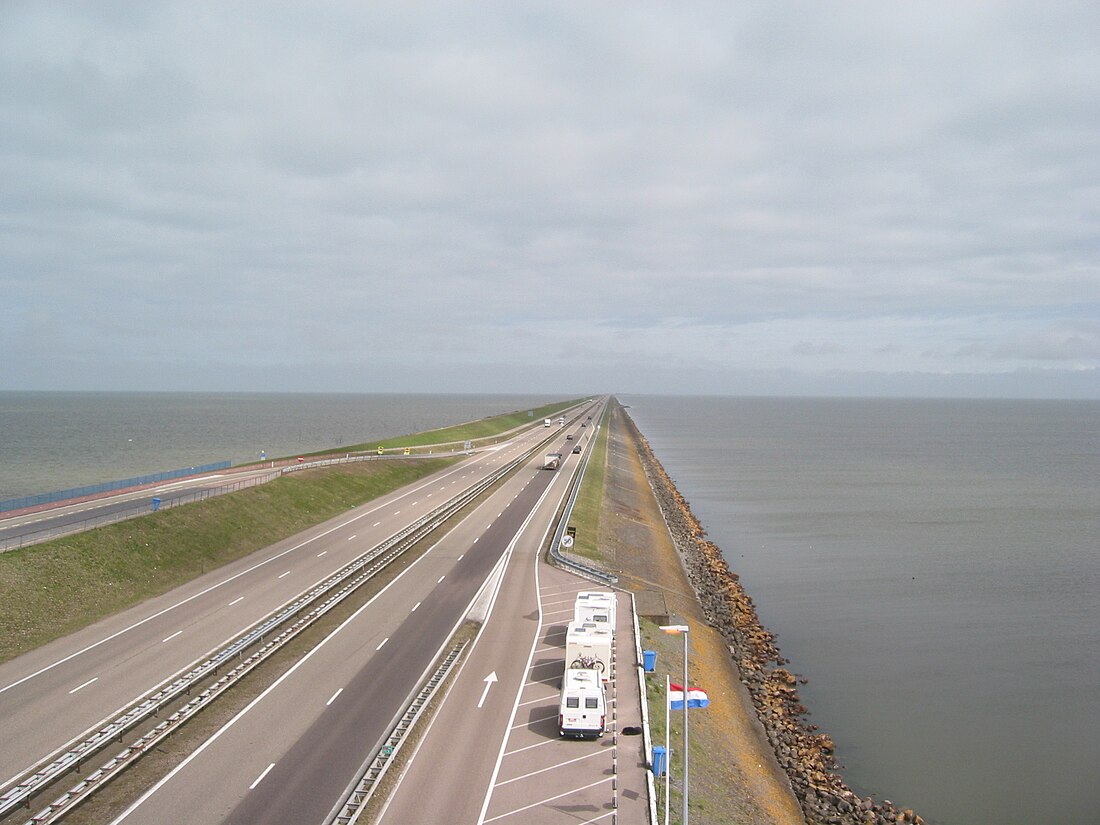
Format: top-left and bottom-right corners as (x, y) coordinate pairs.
(0, 411), (589, 815)
(1, 400), (612, 823)
(101, 409), (602, 824)
(376, 519), (650, 825)
(0, 467), (280, 550)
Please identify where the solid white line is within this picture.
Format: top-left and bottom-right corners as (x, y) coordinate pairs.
(411, 602), (421, 612)
(495, 749), (606, 786)
(475, 478), (559, 825)
(277, 571), (291, 579)
(161, 631), (182, 643)
(317, 551), (327, 557)
(375, 459), (560, 821)
(228, 596), (245, 606)
(327, 688), (343, 706)
(517, 695), (553, 708)
(483, 778), (612, 822)
(505, 737), (558, 755)
(249, 763), (275, 790)
(1, 461), (475, 696)
(376, 638), (389, 651)
(68, 677), (98, 695)
(107, 523), (452, 825)
(510, 710), (557, 730)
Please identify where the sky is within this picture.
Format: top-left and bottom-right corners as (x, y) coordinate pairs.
(2, 2), (1098, 398)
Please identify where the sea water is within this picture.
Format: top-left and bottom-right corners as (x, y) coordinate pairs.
(0, 391), (558, 502)
(622, 395), (1100, 825)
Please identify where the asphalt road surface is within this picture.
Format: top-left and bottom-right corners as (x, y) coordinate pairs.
(105, 423), (590, 824)
(0, 423), (567, 801)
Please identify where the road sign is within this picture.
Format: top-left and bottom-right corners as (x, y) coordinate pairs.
(561, 535), (574, 549)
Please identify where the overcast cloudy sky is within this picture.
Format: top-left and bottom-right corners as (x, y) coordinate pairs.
(2, 2), (1097, 397)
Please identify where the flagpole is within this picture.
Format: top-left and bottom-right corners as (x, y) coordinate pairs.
(660, 673), (668, 825)
(682, 627), (689, 825)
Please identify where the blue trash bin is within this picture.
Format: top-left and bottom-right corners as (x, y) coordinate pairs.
(643, 649), (657, 672)
(151, 497), (161, 512)
(652, 745), (667, 777)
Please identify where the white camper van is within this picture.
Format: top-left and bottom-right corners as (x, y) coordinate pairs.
(558, 669), (606, 739)
(565, 621), (612, 677)
(574, 591), (616, 632)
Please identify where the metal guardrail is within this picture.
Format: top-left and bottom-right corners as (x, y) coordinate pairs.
(0, 462), (232, 513)
(330, 643), (467, 825)
(548, 419), (618, 586)
(0, 472), (280, 553)
(3, 443), (543, 824)
(1, 452), (466, 554)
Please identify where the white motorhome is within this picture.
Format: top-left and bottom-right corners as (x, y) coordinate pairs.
(558, 669), (606, 739)
(565, 621), (612, 677)
(574, 591), (616, 632)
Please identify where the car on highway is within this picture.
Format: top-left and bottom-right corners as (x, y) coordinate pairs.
(566, 434), (574, 440)
(572, 445), (582, 454)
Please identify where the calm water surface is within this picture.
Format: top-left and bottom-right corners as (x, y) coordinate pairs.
(0, 392), (559, 501)
(623, 396), (1100, 825)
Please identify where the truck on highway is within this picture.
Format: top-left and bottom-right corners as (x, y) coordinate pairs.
(544, 418), (552, 427)
(543, 452), (562, 470)
(558, 669), (606, 739)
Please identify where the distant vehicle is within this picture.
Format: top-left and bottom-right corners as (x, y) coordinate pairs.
(566, 434), (574, 440)
(572, 445), (582, 454)
(558, 669), (606, 739)
(581, 422), (587, 427)
(544, 419), (552, 427)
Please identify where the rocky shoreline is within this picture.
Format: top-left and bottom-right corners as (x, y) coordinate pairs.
(621, 410), (925, 825)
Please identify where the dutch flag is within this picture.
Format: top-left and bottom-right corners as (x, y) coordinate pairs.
(669, 683), (709, 710)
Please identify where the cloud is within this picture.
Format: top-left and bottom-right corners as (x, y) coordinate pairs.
(1, 1), (1097, 397)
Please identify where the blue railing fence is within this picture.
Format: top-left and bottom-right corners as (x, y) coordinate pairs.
(0, 461), (232, 513)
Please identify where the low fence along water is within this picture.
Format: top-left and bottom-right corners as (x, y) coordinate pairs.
(0, 461), (232, 513)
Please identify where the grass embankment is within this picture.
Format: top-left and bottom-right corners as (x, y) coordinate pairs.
(567, 399), (804, 825)
(293, 398), (588, 457)
(0, 397), (588, 663)
(563, 404), (612, 564)
(0, 458), (455, 664)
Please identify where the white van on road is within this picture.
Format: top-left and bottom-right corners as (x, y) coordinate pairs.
(558, 669), (606, 739)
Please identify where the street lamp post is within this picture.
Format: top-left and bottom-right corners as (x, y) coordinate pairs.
(661, 623), (690, 825)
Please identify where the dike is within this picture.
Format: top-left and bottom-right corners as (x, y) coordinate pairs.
(621, 409), (925, 825)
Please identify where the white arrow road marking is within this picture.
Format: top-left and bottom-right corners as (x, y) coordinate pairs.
(478, 672), (498, 709)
